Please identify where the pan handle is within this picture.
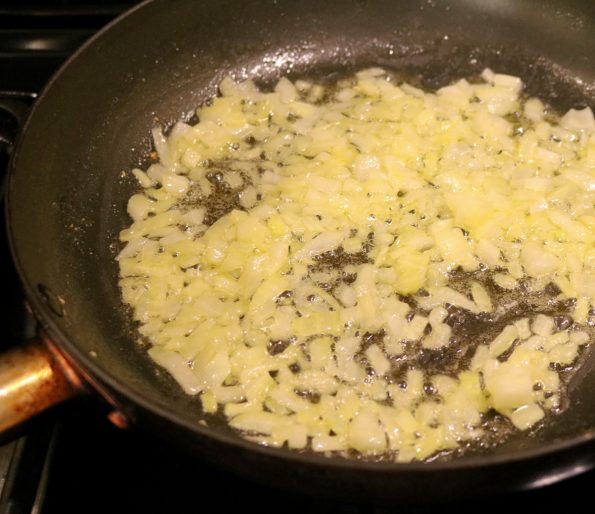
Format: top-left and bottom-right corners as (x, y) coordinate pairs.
(0, 339), (82, 434)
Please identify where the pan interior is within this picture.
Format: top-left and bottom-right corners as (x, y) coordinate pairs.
(8, 0), (595, 462)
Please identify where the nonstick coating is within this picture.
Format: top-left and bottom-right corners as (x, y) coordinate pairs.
(7, 0), (595, 501)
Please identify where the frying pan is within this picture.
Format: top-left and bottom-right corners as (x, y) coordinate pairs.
(4, 0), (595, 502)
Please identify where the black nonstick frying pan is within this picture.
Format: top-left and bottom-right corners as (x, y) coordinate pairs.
(4, 0), (595, 502)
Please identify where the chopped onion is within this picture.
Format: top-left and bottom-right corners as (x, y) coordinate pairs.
(119, 67), (594, 463)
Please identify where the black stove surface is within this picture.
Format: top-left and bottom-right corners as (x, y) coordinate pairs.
(1, 2), (595, 513)
(37, 401), (595, 514)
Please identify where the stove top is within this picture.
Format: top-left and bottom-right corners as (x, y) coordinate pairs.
(1, 2), (594, 512)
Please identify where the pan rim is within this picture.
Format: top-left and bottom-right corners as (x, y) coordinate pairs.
(5, 0), (595, 479)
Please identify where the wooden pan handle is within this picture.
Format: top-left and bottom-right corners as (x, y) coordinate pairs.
(0, 340), (82, 433)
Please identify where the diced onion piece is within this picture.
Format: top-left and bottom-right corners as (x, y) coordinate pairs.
(148, 348), (202, 395)
(489, 325), (518, 358)
(483, 361), (535, 411)
(132, 168), (154, 188)
(560, 107), (595, 132)
(532, 314), (555, 337)
(422, 307), (451, 349)
(569, 331), (589, 345)
(162, 173), (190, 195)
(548, 342), (579, 366)
(127, 194), (154, 221)
(417, 287), (480, 314)
(509, 404), (544, 430)
(524, 98), (545, 123)
(492, 274), (518, 290)
(293, 231), (344, 261)
(348, 411), (387, 454)
(514, 318), (531, 340)
(365, 345), (391, 376)
(521, 242), (559, 278)
(471, 282), (493, 312)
